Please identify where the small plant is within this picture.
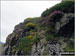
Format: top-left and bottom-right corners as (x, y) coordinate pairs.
(24, 17), (37, 24)
(46, 34), (54, 41)
(49, 11), (63, 17)
(16, 34), (19, 38)
(63, 40), (74, 52)
(29, 30), (35, 35)
(25, 22), (36, 31)
(26, 22), (36, 27)
(32, 34), (40, 43)
(28, 35), (33, 40)
(18, 37), (32, 55)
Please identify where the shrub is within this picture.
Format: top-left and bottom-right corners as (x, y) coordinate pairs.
(45, 27), (53, 33)
(24, 17), (38, 24)
(49, 11), (63, 17)
(32, 35), (40, 43)
(24, 18), (34, 24)
(46, 34), (54, 41)
(25, 22), (36, 31)
(63, 41), (74, 52)
(49, 11), (64, 22)
(29, 30), (35, 35)
(26, 22), (36, 27)
(16, 34), (19, 38)
(18, 37), (32, 55)
(28, 35), (33, 40)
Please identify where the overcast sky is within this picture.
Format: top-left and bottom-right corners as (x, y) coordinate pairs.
(1, 1), (61, 43)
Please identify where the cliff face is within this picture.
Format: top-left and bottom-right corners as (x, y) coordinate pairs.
(0, 42), (4, 55)
(2, 1), (74, 56)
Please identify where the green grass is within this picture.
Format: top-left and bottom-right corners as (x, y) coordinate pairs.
(46, 34), (54, 41)
(63, 41), (74, 52)
(41, 1), (74, 17)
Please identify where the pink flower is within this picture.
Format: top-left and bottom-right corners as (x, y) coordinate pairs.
(49, 11), (63, 17)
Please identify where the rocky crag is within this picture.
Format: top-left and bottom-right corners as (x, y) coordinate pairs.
(1, 1), (74, 56)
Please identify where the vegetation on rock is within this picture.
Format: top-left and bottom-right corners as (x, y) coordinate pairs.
(41, 1), (74, 17)
(3, 1), (74, 55)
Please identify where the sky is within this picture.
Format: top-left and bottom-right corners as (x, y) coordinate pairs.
(1, 1), (61, 43)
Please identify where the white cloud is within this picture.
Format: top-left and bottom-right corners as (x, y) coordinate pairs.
(1, 1), (61, 43)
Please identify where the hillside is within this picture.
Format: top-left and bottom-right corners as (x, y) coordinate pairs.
(0, 42), (4, 55)
(1, 1), (74, 56)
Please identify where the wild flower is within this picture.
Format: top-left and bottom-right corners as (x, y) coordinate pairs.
(30, 30), (35, 35)
(26, 22), (36, 27)
(28, 35), (33, 40)
(25, 22), (36, 31)
(49, 10), (63, 17)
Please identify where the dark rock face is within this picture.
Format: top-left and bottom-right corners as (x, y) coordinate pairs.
(57, 18), (74, 37)
(55, 13), (74, 37)
(41, 13), (74, 37)
(13, 23), (25, 35)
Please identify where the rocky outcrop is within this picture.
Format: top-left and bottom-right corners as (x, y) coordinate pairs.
(1, 1), (74, 55)
(55, 13), (74, 37)
(13, 23), (25, 35)
(2, 13), (74, 56)
(2, 13), (74, 55)
(41, 13), (74, 37)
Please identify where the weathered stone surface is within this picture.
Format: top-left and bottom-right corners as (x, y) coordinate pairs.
(54, 22), (61, 33)
(56, 13), (74, 37)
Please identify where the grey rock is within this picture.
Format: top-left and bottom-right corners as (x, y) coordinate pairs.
(54, 13), (74, 36)
(55, 22), (61, 33)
